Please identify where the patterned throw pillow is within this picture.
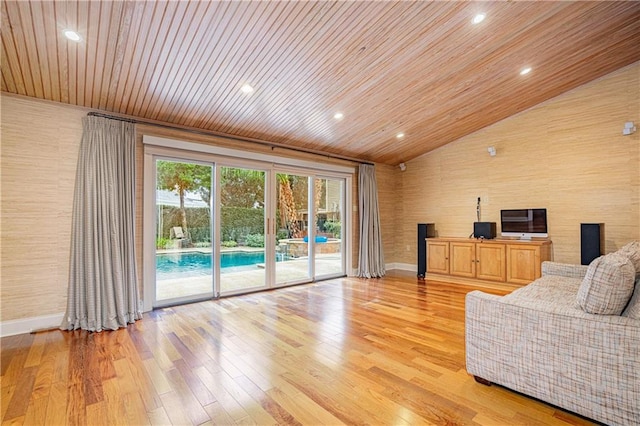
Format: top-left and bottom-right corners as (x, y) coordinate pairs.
(622, 277), (640, 319)
(576, 253), (636, 315)
(616, 241), (640, 276)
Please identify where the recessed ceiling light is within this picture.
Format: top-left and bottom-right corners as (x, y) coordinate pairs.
(63, 29), (82, 42)
(334, 112), (344, 120)
(472, 13), (486, 24)
(240, 83), (254, 94)
(520, 67), (532, 75)
(396, 133), (405, 139)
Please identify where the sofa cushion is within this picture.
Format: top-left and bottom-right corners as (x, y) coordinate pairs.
(616, 241), (640, 276)
(622, 277), (640, 319)
(576, 253), (636, 315)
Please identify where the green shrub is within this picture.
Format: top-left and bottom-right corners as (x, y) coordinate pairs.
(323, 220), (341, 238)
(276, 229), (289, 242)
(189, 227), (211, 243)
(156, 237), (171, 249)
(158, 205), (211, 243)
(221, 207), (264, 242)
(244, 234), (265, 248)
(158, 205), (266, 245)
(221, 240), (238, 248)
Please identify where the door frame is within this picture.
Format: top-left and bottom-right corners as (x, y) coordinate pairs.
(312, 174), (348, 281)
(142, 136), (353, 312)
(272, 167), (315, 288)
(143, 147), (220, 310)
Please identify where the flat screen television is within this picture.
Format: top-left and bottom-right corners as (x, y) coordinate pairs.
(500, 208), (548, 240)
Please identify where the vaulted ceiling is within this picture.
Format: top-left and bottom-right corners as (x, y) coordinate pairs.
(2, 1), (640, 165)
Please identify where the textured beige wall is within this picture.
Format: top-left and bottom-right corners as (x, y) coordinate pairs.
(1, 95), (88, 321)
(392, 62), (640, 265)
(375, 163), (401, 265)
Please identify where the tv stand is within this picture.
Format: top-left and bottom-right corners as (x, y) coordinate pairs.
(425, 237), (552, 286)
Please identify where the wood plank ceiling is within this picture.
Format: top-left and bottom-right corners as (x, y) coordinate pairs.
(2, 1), (640, 165)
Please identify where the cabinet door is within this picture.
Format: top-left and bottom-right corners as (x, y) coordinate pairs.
(427, 241), (449, 274)
(476, 243), (506, 282)
(450, 242), (476, 278)
(507, 244), (541, 284)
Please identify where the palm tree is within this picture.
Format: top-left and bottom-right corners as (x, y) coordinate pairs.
(277, 173), (303, 238)
(314, 178), (324, 233)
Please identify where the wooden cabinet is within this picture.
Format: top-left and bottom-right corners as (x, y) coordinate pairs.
(450, 242), (476, 278)
(507, 243), (551, 285)
(449, 241), (506, 282)
(427, 241), (450, 274)
(426, 238), (551, 286)
(476, 243), (507, 282)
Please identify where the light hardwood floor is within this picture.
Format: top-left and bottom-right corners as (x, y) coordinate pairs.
(1, 273), (596, 425)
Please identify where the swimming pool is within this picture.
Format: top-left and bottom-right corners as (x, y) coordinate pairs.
(156, 251), (266, 280)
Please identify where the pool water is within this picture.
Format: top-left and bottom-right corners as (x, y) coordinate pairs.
(156, 251), (266, 280)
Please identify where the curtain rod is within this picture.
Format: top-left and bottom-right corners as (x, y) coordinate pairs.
(87, 111), (374, 166)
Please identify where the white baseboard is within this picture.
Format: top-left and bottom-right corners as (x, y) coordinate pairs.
(0, 312), (64, 338)
(349, 264), (417, 276)
(349, 265), (416, 276)
(386, 263), (417, 272)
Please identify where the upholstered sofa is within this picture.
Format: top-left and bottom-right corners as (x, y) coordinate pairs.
(465, 242), (640, 426)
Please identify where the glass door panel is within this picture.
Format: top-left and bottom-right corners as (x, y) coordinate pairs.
(313, 177), (345, 277)
(155, 159), (213, 304)
(275, 172), (311, 286)
(219, 166), (267, 294)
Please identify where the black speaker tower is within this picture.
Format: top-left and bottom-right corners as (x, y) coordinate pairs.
(581, 223), (604, 265)
(417, 223), (435, 279)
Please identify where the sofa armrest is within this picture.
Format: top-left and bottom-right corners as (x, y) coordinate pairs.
(465, 290), (640, 426)
(541, 261), (588, 279)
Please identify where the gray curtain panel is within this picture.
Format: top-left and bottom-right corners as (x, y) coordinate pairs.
(357, 164), (385, 278)
(61, 116), (142, 331)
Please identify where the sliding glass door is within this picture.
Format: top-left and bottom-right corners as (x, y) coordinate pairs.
(273, 172), (346, 286)
(144, 144), (351, 309)
(219, 166), (268, 295)
(155, 159), (213, 305)
(313, 176), (345, 278)
(275, 172), (311, 286)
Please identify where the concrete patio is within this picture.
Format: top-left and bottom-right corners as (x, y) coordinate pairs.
(156, 254), (344, 301)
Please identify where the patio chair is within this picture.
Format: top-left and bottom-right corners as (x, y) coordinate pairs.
(170, 226), (184, 239)
(170, 226), (191, 247)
